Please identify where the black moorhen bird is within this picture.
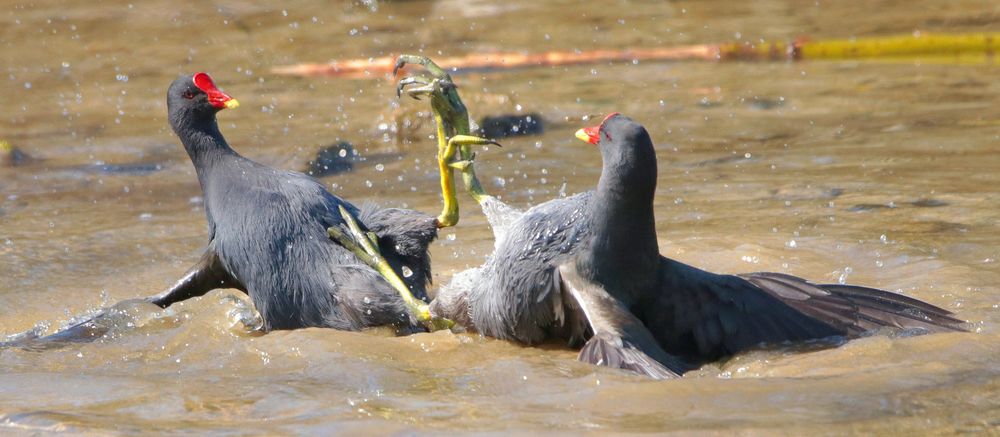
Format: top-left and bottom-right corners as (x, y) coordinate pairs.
(13, 73), (446, 346)
(431, 113), (965, 378)
(147, 72), (446, 332)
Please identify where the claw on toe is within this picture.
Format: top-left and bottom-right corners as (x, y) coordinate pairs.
(393, 54), (449, 79)
(394, 54), (497, 227)
(396, 75), (457, 102)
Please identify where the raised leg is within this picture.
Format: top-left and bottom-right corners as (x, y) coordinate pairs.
(394, 55), (499, 227)
(443, 135), (499, 204)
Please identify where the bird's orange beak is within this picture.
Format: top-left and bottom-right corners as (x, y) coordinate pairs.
(574, 125), (601, 145)
(193, 72), (240, 110)
(574, 112), (619, 145)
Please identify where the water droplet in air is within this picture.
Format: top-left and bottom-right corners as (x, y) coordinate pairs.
(838, 267), (853, 284)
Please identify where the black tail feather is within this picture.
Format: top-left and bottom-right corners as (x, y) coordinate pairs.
(578, 332), (688, 380)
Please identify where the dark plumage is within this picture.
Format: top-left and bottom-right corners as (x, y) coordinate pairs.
(432, 113), (965, 378)
(147, 73), (438, 332)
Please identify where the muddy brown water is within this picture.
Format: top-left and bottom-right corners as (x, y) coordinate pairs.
(1, 0), (999, 434)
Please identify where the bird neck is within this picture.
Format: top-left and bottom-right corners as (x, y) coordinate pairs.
(172, 115), (240, 189)
(578, 157), (660, 298)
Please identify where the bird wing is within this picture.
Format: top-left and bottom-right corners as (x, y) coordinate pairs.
(738, 272), (966, 335)
(468, 192), (595, 345)
(647, 256), (965, 363)
(557, 263), (691, 379)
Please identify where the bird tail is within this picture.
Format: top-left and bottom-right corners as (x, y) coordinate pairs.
(578, 332), (689, 380)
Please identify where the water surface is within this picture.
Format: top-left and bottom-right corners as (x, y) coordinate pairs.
(1, 0), (998, 434)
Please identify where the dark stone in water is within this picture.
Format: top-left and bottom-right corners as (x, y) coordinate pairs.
(697, 98), (723, 108)
(850, 199), (949, 212)
(479, 113), (544, 139)
(83, 163), (164, 175)
(911, 198), (948, 208)
(747, 97), (785, 110)
(305, 141), (358, 177)
(1, 143), (34, 167)
(688, 154), (751, 168)
(848, 203), (897, 212)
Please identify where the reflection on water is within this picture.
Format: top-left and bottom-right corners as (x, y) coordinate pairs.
(1, 0), (998, 433)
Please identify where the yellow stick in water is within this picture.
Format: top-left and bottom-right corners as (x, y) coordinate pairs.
(722, 33), (1000, 63)
(273, 32), (1000, 77)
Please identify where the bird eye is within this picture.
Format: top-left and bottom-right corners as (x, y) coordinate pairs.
(182, 90), (195, 99)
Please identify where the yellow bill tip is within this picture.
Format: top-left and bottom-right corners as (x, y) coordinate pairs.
(574, 128), (590, 143)
(224, 99), (240, 109)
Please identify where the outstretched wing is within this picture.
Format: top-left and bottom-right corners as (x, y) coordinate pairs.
(558, 263), (691, 379)
(644, 257), (966, 364)
(739, 272), (965, 336)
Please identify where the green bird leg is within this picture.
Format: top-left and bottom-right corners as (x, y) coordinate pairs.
(394, 55), (500, 227)
(443, 135), (499, 204)
(328, 205), (454, 331)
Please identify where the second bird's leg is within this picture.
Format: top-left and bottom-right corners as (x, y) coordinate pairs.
(328, 205), (453, 331)
(395, 55), (499, 227)
(441, 134), (499, 204)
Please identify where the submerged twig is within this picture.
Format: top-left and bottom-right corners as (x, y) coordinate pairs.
(272, 32), (1000, 78)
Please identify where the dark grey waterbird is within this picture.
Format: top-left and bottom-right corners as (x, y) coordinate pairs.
(431, 113), (966, 378)
(13, 73), (442, 346)
(152, 72), (444, 331)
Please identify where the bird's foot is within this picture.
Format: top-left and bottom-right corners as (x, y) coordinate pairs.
(394, 55), (497, 227)
(395, 55), (466, 227)
(394, 55), (470, 137)
(396, 75), (456, 101)
(328, 205), (454, 331)
(393, 54), (451, 85)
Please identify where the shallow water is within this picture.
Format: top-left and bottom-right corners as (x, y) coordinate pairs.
(2, 0), (999, 434)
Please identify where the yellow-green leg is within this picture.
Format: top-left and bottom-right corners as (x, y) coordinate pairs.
(443, 135), (498, 204)
(328, 205), (454, 331)
(433, 112), (461, 228)
(394, 55), (500, 226)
